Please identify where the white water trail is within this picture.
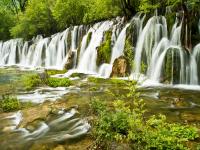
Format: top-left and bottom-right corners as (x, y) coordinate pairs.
(77, 21), (113, 73)
(190, 44), (200, 85)
(134, 17), (156, 73)
(110, 23), (130, 63)
(31, 38), (48, 67)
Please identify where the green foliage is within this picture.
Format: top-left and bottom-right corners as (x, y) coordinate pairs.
(86, 32), (92, 48)
(91, 80), (199, 149)
(90, 98), (106, 115)
(0, 95), (21, 112)
(22, 74), (42, 90)
(83, 0), (121, 24)
(46, 69), (67, 76)
(0, 0), (199, 41)
(0, 8), (15, 40)
(11, 0), (56, 39)
(88, 77), (127, 85)
(53, 0), (86, 30)
(124, 38), (134, 70)
(96, 31), (112, 66)
(139, 0), (160, 13)
(143, 115), (199, 150)
(47, 77), (71, 87)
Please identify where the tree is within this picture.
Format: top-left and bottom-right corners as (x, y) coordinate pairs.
(83, 0), (121, 23)
(0, 0), (28, 14)
(113, 0), (140, 18)
(53, 0), (87, 30)
(10, 0), (56, 39)
(0, 6), (15, 40)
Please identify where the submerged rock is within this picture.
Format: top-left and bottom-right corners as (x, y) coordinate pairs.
(110, 56), (130, 77)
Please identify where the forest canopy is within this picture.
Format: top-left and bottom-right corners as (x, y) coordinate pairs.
(0, 0), (199, 40)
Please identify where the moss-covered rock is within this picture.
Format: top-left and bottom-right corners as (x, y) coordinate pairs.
(86, 32), (92, 48)
(70, 73), (87, 78)
(110, 56), (131, 77)
(46, 69), (67, 76)
(124, 37), (134, 71)
(96, 30), (112, 66)
(163, 48), (187, 84)
(47, 77), (71, 87)
(166, 12), (176, 35)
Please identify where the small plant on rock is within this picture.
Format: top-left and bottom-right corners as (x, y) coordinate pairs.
(0, 95), (21, 112)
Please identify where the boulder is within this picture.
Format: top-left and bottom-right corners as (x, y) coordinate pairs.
(110, 56), (130, 77)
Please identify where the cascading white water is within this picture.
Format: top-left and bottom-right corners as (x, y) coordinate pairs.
(0, 28), (72, 69)
(134, 17), (156, 73)
(0, 39), (23, 65)
(110, 23), (130, 64)
(130, 14), (189, 85)
(77, 21), (113, 73)
(0, 15), (200, 86)
(190, 44), (200, 85)
(71, 26), (79, 68)
(147, 18), (183, 83)
(98, 15), (143, 78)
(31, 38), (49, 67)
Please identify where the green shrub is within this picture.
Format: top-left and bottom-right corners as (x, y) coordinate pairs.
(0, 8), (16, 40)
(47, 77), (71, 87)
(11, 0), (56, 39)
(46, 69), (67, 76)
(91, 80), (199, 149)
(96, 30), (112, 66)
(86, 32), (92, 48)
(53, 0), (86, 30)
(124, 38), (134, 70)
(22, 74), (42, 90)
(0, 95), (21, 112)
(90, 98), (106, 115)
(88, 77), (127, 85)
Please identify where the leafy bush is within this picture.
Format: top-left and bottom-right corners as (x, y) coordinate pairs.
(46, 69), (67, 76)
(90, 98), (106, 115)
(96, 31), (112, 66)
(91, 81), (199, 149)
(22, 74), (42, 90)
(11, 0), (56, 39)
(53, 0), (86, 30)
(83, 0), (121, 24)
(47, 77), (71, 87)
(0, 9), (16, 40)
(88, 77), (127, 84)
(0, 95), (21, 112)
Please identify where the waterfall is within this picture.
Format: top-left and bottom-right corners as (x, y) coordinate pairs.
(71, 26), (79, 68)
(0, 15), (200, 86)
(110, 23), (130, 63)
(198, 19), (200, 34)
(134, 16), (166, 73)
(147, 18), (183, 83)
(190, 44), (200, 85)
(98, 15), (143, 78)
(77, 21), (113, 73)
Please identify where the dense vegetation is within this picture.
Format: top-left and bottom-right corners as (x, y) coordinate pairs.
(22, 71), (71, 90)
(90, 81), (200, 149)
(0, 0), (199, 40)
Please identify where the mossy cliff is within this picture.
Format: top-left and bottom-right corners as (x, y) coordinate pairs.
(96, 30), (112, 66)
